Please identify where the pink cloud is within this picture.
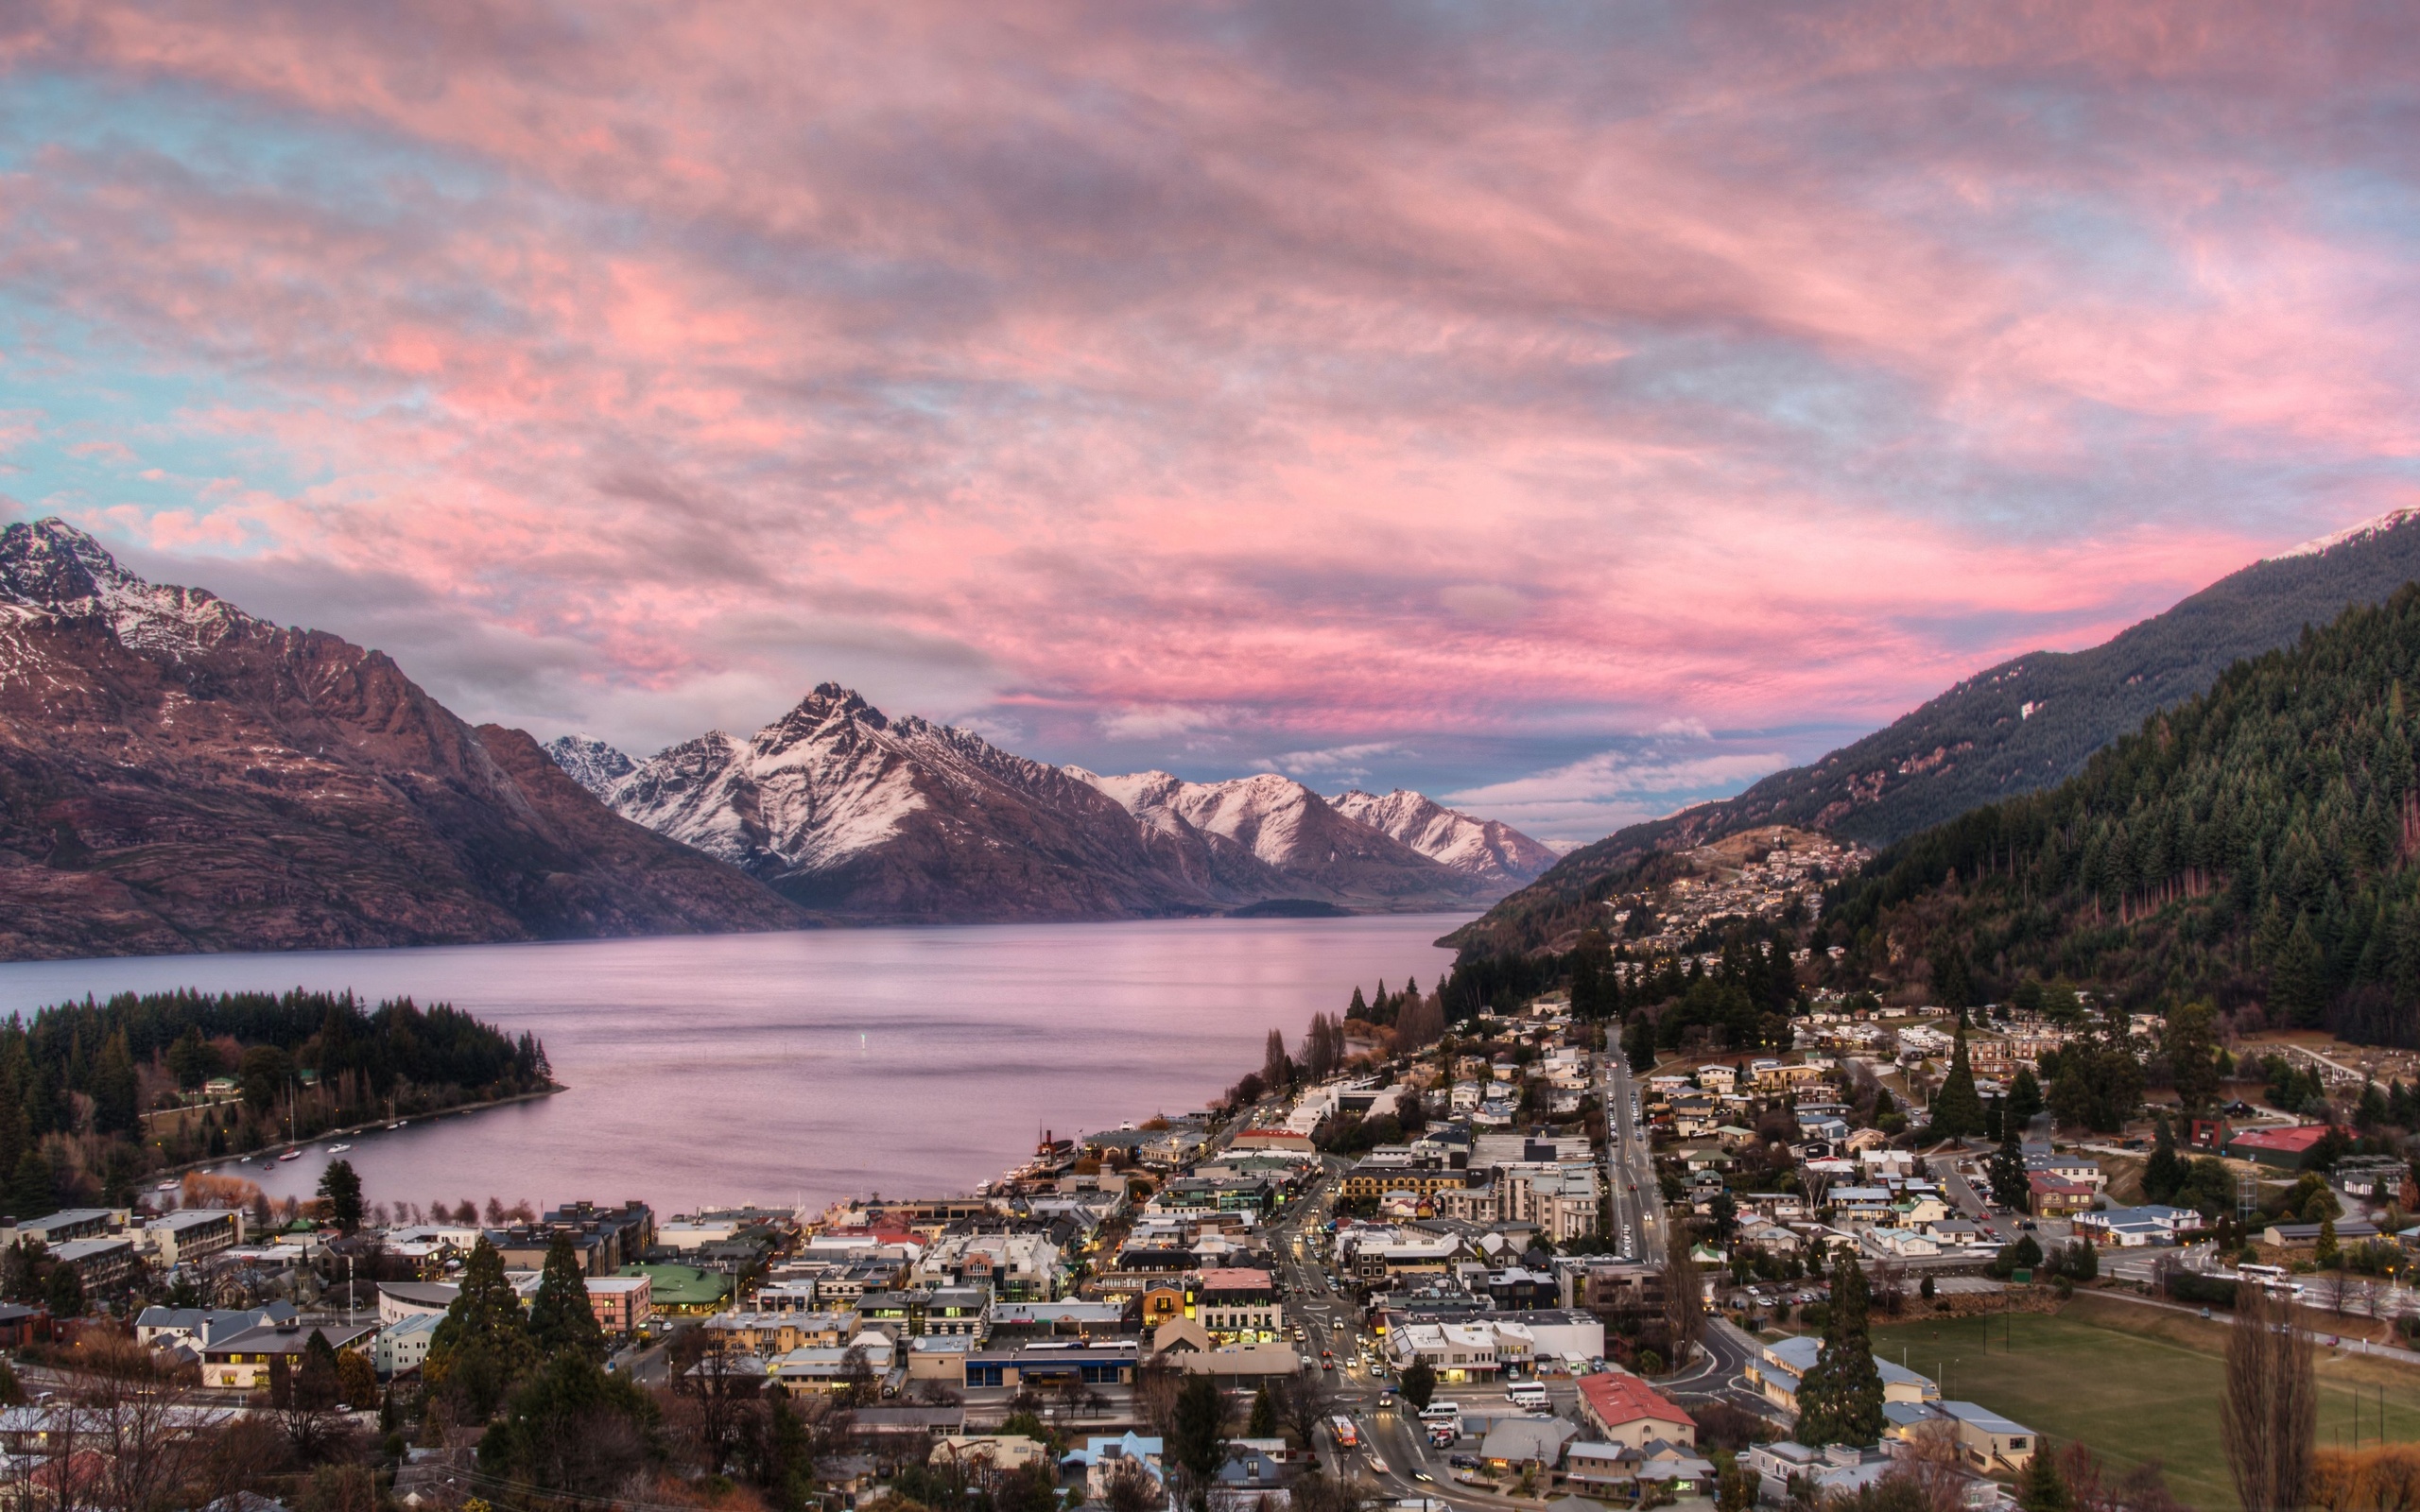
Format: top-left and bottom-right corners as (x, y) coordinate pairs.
(1, 1), (2414, 793)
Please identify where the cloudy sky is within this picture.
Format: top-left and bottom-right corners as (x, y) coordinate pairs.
(4, 3), (2416, 844)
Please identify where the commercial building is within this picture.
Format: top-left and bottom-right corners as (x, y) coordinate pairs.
(198, 1320), (379, 1392)
(1576, 1370), (1698, 1448)
(145, 1208), (246, 1268)
(585, 1274), (652, 1332)
(375, 1313), (442, 1377)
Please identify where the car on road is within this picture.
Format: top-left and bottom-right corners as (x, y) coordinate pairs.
(1448, 1454), (1481, 1470)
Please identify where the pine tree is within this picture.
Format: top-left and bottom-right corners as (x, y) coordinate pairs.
(2018, 1442), (2070, 1512)
(426, 1236), (538, 1418)
(2008, 1067), (2045, 1129)
(2143, 1113), (2186, 1205)
(527, 1232), (608, 1363)
(8, 1147), (53, 1220)
(92, 1031), (138, 1136)
(1930, 1024), (1985, 1141)
(1793, 1254), (1885, 1447)
(1990, 1125), (2031, 1212)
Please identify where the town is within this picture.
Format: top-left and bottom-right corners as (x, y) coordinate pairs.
(1, 972), (2414, 1512)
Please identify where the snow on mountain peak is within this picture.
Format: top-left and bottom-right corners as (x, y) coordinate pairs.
(0, 517), (259, 660)
(1332, 785), (1558, 885)
(542, 734), (636, 799)
(2271, 507), (2420, 561)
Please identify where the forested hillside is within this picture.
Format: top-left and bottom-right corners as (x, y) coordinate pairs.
(1818, 587), (2420, 1046)
(0, 988), (550, 1214)
(1452, 508), (2420, 959)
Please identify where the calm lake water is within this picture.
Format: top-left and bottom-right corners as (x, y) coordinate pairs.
(0, 916), (1467, 1218)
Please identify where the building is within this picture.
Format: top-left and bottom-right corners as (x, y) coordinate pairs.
(961, 1340), (1140, 1390)
(1576, 1371), (1697, 1448)
(7, 1210), (115, 1247)
(1197, 1268), (1281, 1342)
(135, 1302), (297, 1352)
(1912, 1400), (2041, 1472)
(378, 1281), (463, 1324)
(2226, 1125), (2331, 1169)
(199, 1320), (380, 1391)
(585, 1274), (652, 1332)
(52, 1236), (136, 1291)
(145, 1208), (246, 1268)
(1748, 1336), (1937, 1417)
(375, 1312), (442, 1377)
(2026, 1176), (2097, 1219)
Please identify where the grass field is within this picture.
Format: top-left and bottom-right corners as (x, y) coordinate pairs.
(1870, 1295), (2420, 1512)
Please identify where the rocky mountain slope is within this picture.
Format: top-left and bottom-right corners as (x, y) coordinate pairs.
(0, 520), (804, 959)
(1331, 787), (1559, 891)
(566, 696), (1546, 920)
(1452, 507), (2420, 957)
(544, 734), (634, 799)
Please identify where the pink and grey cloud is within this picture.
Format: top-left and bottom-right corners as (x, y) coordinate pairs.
(3, 2), (2417, 841)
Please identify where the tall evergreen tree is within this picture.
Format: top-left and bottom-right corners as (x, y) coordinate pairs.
(2143, 1113), (2186, 1205)
(1930, 1024), (1985, 1141)
(2008, 1067), (2045, 1129)
(425, 1236), (537, 1418)
(1793, 1255), (1885, 1447)
(1990, 1124), (2031, 1212)
(527, 1232), (609, 1363)
(317, 1160), (364, 1233)
(91, 1031), (138, 1136)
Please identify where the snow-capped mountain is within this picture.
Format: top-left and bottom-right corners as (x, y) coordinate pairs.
(0, 519), (800, 959)
(597, 685), (1227, 919)
(1331, 787), (1559, 890)
(1069, 768), (1490, 907)
(544, 734), (636, 799)
(564, 690), (1540, 919)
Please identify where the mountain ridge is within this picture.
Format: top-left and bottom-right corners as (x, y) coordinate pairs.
(0, 519), (805, 960)
(557, 706), (1555, 921)
(1451, 509), (2420, 958)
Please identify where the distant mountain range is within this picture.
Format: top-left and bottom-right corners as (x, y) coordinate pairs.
(0, 520), (1550, 959)
(1453, 507), (2420, 956)
(0, 521), (800, 959)
(550, 693), (1555, 921)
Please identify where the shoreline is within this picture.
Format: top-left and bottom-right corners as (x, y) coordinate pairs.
(156, 1082), (566, 1189)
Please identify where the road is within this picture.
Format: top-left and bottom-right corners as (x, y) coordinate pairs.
(1926, 1149), (2019, 1246)
(1603, 1057), (1662, 1263)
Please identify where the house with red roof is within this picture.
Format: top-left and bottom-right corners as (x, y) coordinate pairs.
(1575, 1370), (1698, 1448)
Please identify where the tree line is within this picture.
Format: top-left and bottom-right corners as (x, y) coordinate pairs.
(0, 988), (548, 1212)
(1822, 587), (2420, 1046)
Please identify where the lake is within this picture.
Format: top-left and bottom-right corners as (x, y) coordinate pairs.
(0, 915), (1469, 1219)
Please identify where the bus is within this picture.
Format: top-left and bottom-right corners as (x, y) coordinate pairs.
(1506, 1383), (1550, 1412)
(2235, 1263), (2306, 1297)
(1331, 1416), (1359, 1449)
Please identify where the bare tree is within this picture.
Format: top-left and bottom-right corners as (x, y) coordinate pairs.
(2313, 1267), (2352, 1315)
(1100, 1452), (1165, 1512)
(670, 1326), (759, 1475)
(1663, 1222), (1703, 1366)
(49, 1333), (223, 1512)
(2222, 1282), (2316, 1512)
(1270, 1371), (1336, 1454)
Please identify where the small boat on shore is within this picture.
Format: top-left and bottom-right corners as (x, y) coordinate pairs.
(278, 1148), (303, 1161)
(387, 1121), (407, 1130)
(155, 1179), (180, 1192)
(328, 1143), (352, 1153)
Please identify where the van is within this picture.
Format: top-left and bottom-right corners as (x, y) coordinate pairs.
(1506, 1383), (1548, 1411)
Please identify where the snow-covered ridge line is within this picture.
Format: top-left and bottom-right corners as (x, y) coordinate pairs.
(556, 691), (1553, 918)
(2270, 507), (2420, 561)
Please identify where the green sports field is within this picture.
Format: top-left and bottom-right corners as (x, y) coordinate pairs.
(1869, 1296), (2420, 1512)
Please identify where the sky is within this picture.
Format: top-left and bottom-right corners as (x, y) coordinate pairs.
(4, 3), (2419, 846)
